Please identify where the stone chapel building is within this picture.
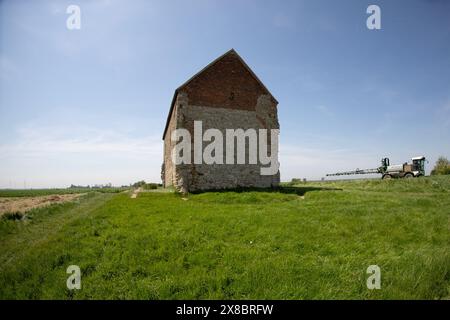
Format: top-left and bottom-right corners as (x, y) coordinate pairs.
(161, 49), (280, 192)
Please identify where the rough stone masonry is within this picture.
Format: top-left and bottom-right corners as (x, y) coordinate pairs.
(161, 49), (280, 192)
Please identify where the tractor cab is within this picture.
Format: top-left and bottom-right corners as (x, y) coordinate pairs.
(411, 156), (426, 176)
(380, 157), (390, 173)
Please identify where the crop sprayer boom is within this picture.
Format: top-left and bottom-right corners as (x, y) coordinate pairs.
(326, 156), (426, 180)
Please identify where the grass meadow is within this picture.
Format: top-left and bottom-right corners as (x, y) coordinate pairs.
(0, 176), (449, 299)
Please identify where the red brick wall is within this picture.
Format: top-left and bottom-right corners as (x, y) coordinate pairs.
(181, 52), (273, 111)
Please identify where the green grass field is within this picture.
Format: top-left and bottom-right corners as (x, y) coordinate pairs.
(0, 176), (449, 299)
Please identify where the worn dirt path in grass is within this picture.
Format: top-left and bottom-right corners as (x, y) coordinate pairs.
(0, 194), (85, 217)
(130, 187), (142, 198)
(0, 193), (115, 268)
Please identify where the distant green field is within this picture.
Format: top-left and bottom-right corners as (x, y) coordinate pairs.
(0, 176), (449, 299)
(0, 188), (129, 197)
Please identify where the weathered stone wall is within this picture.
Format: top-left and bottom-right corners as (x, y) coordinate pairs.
(162, 106), (176, 187)
(172, 94), (279, 192)
(163, 92), (189, 187)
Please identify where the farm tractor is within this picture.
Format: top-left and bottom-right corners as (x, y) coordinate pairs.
(326, 156), (426, 180)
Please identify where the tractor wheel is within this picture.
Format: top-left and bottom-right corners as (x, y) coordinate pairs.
(382, 174), (392, 180)
(404, 173), (414, 179)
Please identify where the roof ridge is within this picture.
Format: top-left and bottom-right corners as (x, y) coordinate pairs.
(162, 49), (277, 140)
(176, 48), (236, 91)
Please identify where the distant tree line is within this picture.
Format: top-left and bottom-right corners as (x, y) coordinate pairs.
(132, 180), (162, 190)
(285, 178), (308, 186)
(431, 156), (450, 175)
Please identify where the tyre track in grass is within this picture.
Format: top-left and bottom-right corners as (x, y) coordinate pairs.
(0, 192), (116, 269)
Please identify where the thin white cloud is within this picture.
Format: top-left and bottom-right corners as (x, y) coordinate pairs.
(437, 100), (450, 128)
(14, 0), (151, 62)
(315, 105), (333, 117)
(0, 125), (161, 159)
(280, 144), (380, 181)
(0, 55), (20, 81)
(0, 124), (163, 187)
(273, 12), (295, 28)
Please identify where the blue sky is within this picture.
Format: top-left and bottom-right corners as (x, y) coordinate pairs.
(1, 0), (449, 188)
